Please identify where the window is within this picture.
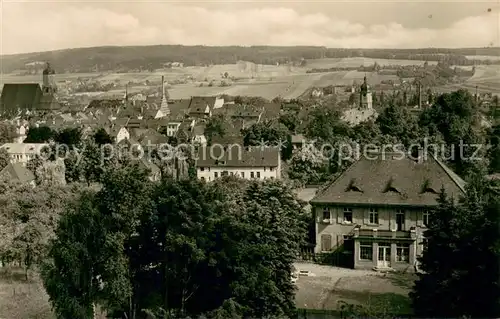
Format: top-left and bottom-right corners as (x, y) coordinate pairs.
(322, 207), (330, 222)
(321, 234), (332, 252)
(423, 210), (430, 227)
(343, 208), (353, 223)
(359, 242), (373, 261)
(214, 172), (218, 178)
(250, 172), (255, 178)
(241, 172), (245, 178)
(396, 243), (410, 262)
(200, 167), (205, 171)
(369, 208), (379, 224)
(270, 167), (274, 171)
(257, 172), (261, 178)
(264, 167), (267, 172)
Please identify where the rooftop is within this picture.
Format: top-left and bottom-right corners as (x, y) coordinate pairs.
(311, 152), (466, 207)
(196, 146), (280, 168)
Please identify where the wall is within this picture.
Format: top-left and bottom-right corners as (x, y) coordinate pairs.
(116, 128), (130, 144)
(196, 166), (279, 181)
(314, 205), (427, 257)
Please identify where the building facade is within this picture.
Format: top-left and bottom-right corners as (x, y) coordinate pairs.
(359, 75), (373, 109)
(0, 62), (60, 114)
(0, 143), (49, 166)
(310, 151), (465, 271)
(196, 146), (281, 181)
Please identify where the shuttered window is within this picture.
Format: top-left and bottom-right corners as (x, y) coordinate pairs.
(321, 234), (332, 252)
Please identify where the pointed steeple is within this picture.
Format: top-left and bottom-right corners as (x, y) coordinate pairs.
(156, 76), (170, 118)
(124, 84), (129, 104)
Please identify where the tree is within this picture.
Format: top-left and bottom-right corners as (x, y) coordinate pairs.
(27, 155), (44, 185)
(279, 113), (300, 133)
(376, 102), (421, 147)
(410, 178), (500, 318)
(242, 121), (288, 147)
(55, 128), (82, 148)
(93, 128), (113, 146)
(304, 107), (351, 143)
(43, 169), (307, 319)
(0, 122), (17, 143)
(24, 126), (54, 143)
(0, 148), (10, 171)
(288, 145), (327, 185)
(42, 191), (131, 319)
(204, 114), (227, 144)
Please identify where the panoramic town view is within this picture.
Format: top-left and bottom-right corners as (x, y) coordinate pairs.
(0, 1), (500, 318)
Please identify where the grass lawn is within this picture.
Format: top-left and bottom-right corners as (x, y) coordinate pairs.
(0, 267), (54, 319)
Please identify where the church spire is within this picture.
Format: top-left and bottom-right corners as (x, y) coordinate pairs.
(155, 76), (170, 119)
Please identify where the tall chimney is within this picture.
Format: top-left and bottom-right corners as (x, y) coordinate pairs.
(418, 81), (422, 109)
(161, 76), (165, 99)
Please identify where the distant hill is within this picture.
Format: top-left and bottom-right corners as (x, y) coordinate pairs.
(1, 45), (500, 74)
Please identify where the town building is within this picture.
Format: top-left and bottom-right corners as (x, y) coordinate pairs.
(0, 143), (49, 166)
(196, 146), (281, 181)
(0, 162), (36, 186)
(154, 76), (171, 119)
(310, 150), (465, 272)
(359, 75), (373, 109)
(0, 62), (60, 114)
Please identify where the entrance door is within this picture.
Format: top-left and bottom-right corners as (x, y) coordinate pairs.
(396, 211), (405, 231)
(377, 244), (391, 268)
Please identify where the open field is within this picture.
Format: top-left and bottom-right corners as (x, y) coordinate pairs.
(436, 65), (500, 95)
(294, 262), (414, 314)
(305, 57), (437, 69)
(1, 62), (497, 100)
(466, 55), (500, 61)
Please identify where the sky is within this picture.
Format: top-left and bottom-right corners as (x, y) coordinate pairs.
(1, 0), (500, 54)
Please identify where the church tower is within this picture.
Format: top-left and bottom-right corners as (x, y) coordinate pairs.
(359, 75), (373, 109)
(155, 76), (170, 119)
(42, 62), (57, 94)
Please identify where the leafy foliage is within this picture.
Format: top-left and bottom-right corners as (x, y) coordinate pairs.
(24, 126), (55, 143)
(93, 128), (114, 146)
(204, 114), (227, 144)
(0, 148), (10, 171)
(410, 177), (500, 318)
(42, 166), (307, 319)
(0, 122), (17, 144)
(242, 120), (288, 147)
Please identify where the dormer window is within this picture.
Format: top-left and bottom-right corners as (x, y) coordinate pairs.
(423, 187), (438, 194)
(420, 179), (438, 194)
(346, 178), (362, 192)
(384, 177), (400, 193)
(386, 186), (400, 193)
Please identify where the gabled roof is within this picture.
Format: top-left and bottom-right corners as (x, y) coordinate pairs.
(0, 83), (42, 112)
(0, 162), (35, 183)
(188, 96), (216, 114)
(311, 152), (466, 207)
(196, 146), (279, 168)
(137, 129), (169, 145)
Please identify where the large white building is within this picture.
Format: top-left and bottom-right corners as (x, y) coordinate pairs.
(0, 143), (49, 166)
(195, 146), (281, 181)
